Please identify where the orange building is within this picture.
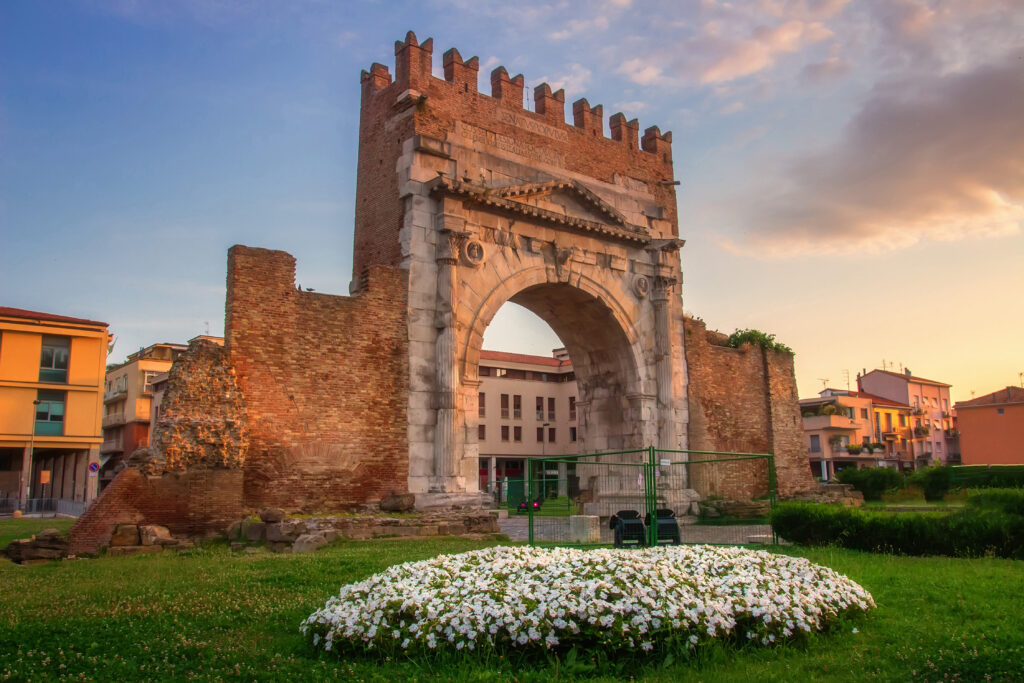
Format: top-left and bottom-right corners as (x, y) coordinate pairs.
(0, 307), (108, 514)
(955, 387), (1024, 465)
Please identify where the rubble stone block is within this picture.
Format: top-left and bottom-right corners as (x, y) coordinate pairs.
(259, 508), (286, 523)
(110, 524), (140, 547)
(569, 515), (601, 543)
(242, 519), (266, 542)
(139, 525), (176, 546)
(293, 533), (329, 553)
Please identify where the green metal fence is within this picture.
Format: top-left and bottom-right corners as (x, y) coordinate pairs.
(511, 446), (777, 548)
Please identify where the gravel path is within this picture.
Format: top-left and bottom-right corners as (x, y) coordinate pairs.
(498, 516), (774, 545)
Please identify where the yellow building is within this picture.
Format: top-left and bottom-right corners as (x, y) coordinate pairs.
(0, 307), (108, 513)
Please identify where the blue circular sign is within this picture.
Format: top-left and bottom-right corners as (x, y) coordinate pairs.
(88, 462), (100, 473)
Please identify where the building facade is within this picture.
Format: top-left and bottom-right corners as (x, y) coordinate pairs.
(100, 342), (188, 488)
(476, 349), (578, 496)
(859, 369), (956, 466)
(955, 387), (1024, 465)
(0, 307), (108, 512)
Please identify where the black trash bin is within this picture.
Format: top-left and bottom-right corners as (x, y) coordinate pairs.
(644, 508), (682, 545)
(609, 509), (647, 547)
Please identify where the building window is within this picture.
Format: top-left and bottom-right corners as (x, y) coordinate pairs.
(536, 397), (544, 420)
(142, 371), (158, 394)
(501, 425), (509, 442)
(899, 414), (907, 426)
(479, 367), (490, 377)
(548, 427), (556, 443)
(39, 335), (70, 383)
(513, 395), (522, 419)
(570, 427), (577, 442)
(997, 408), (1005, 415)
(569, 396), (576, 421)
(860, 408), (868, 419)
(478, 392), (485, 418)
(500, 394), (509, 419)
(943, 399), (949, 412)
(494, 368), (507, 377)
(478, 424), (485, 440)
(35, 390), (66, 436)
(547, 397), (556, 421)
(936, 441), (942, 452)
(809, 435), (821, 453)
(536, 427), (544, 442)
(513, 426), (522, 442)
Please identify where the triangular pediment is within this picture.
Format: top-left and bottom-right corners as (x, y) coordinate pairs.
(428, 176), (651, 244)
(496, 181), (629, 227)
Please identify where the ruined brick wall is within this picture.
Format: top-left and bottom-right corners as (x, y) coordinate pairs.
(684, 318), (813, 499)
(147, 338), (247, 473)
(68, 468), (243, 555)
(352, 31), (678, 278)
(225, 245), (409, 513)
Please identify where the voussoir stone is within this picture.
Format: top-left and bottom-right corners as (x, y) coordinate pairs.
(259, 508), (287, 523)
(292, 533), (329, 554)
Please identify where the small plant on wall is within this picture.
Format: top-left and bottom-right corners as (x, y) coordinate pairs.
(724, 329), (794, 354)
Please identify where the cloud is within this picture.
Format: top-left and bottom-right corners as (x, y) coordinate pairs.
(719, 100), (746, 114)
(535, 63), (592, 95)
(726, 52), (1024, 256)
(547, 16), (610, 40)
(612, 100), (647, 114)
(617, 57), (663, 84)
(800, 44), (850, 84)
(700, 20), (833, 83)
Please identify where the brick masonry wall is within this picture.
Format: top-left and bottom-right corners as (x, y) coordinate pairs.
(68, 468), (243, 555)
(683, 318), (813, 499)
(225, 245), (410, 513)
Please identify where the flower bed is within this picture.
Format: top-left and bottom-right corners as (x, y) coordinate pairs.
(302, 545), (874, 656)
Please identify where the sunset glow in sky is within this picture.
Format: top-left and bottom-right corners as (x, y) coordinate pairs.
(2, 1), (1022, 402)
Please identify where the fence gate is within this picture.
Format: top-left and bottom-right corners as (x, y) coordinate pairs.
(513, 447), (777, 547)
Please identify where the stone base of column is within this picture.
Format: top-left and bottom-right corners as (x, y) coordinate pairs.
(415, 491), (494, 512)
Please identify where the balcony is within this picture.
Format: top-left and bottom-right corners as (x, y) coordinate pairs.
(102, 413), (126, 428)
(803, 414), (858, 431)
(911, 407), (924, 416)
(103, 388), (127, 404)
(99, 440), (122, 454)
(913, 425), (930, 437)
(945, 428), (960, 439)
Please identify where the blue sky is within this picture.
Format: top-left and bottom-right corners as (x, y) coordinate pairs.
(2, 0), (1022, 402)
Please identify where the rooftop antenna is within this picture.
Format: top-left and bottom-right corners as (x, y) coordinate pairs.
(1018, 371), (1023, 388)
(842, 369), (850, 390)
(204, 320), (210, 335)
(881, 359), (888, 371)
(818, 377), (830, 390)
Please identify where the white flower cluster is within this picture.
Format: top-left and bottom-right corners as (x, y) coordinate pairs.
(301, 545), (874, 656)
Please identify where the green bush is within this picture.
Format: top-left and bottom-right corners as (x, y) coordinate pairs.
(908, 466), (952, 501)
(951, 465), (1024, 489)
(724, 328), (793, 354)
(967, 488), (1024, 516)
(770, 500), (1024, 559)
(837, 466), (904, 501)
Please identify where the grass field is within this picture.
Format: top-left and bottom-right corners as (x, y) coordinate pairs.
(2, 518), (1023, 681)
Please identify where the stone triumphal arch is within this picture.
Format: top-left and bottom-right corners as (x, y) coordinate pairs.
(351, 33), (689, 502)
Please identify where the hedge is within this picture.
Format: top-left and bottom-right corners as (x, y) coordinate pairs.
(836, 467), (904, 501)
(771, 490), (1024, 559)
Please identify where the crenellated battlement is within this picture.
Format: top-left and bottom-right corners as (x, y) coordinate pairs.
(360, 31), (673, 163)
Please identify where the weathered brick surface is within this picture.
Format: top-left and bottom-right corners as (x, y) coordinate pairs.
(683, 318), (813, 499)
(68, 468), (243, 555)
(225, 245), (410, 512)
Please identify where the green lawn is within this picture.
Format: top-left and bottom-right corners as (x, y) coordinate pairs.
(0, 517), (74, 548)
(2, 518), (1022, 681)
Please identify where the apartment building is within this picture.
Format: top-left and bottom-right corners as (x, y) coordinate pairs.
(477, 349), (578, 497)
(859, 369), (956, 466)
(0, 307), (108, 513)
(955, 387), (1024, 465)
(800, 389), (877, 480)
(100, 342), (187, 488)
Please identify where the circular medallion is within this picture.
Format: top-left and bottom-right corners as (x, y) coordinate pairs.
(462, 239), (485, 267)
(633, 275), (650, 298)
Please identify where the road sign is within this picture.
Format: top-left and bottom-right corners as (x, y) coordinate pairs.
(88, 462), (100, 473)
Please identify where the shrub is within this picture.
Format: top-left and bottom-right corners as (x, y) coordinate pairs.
(870, 442), (884, 451)
(967, 488), (1024, 516)
(907, 466), (952, 501)
(771, 501), (1024, 559)
(951, 466), (1024, 489)
(724, 329), (793, 354)
(837, 467), (904, 501)
(845, 444), (863, 455)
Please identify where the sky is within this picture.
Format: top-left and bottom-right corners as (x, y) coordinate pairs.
(2, 0), (1022, 403)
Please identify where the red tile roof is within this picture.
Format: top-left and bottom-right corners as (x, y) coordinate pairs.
(866, 369), (951, 387)
(956, 386), (1024, 408)
(0, 306), (108, 328)
(479, 349), (571, 368)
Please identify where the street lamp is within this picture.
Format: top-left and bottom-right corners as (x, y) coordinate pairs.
(19, 399), (41, 514)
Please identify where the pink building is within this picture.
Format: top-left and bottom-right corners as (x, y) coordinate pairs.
(858, 369), (957, 466)
(955, 387), (1024, 465)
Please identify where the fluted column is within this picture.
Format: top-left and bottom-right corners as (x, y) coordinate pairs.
(652, 277), (676, 450)
(432, 223), (464, 491)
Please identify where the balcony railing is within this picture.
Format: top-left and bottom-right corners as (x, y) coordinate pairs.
(103, 388), (127, 404)
(803, 414), (858, 430)
(913, 426), (930, 437)
(102, 413), (126, 428)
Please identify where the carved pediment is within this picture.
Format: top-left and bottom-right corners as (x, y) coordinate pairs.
(428, 176), (651, 245)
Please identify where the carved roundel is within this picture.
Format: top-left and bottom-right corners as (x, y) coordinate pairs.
(632, 275), (650, 298)
(462, 239), (485, 267)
